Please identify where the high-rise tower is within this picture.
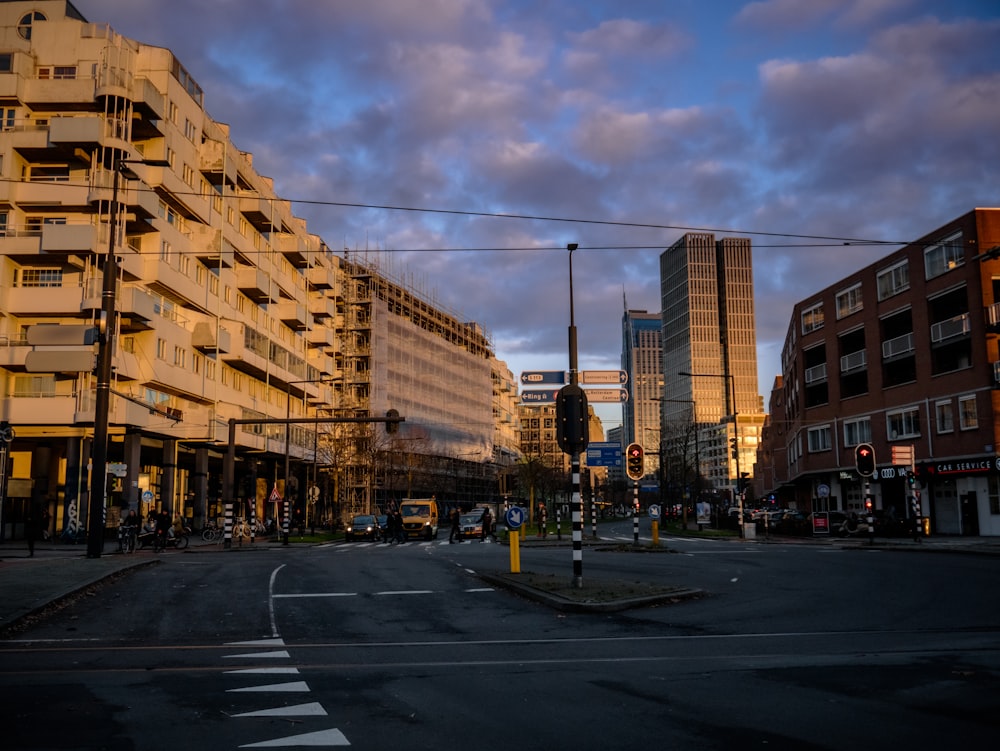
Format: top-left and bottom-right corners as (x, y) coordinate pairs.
(621, 309), (663, 476)
(660, 233), (763, 493)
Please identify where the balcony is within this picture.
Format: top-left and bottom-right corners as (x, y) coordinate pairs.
(192, 321), (233, 353)
(307, 265), (335, 289)
(276, 301), (312, 331)
(2, 285), (84, 316)
(237, 189), (274, 231)
(235, 265), (275, 303)
(199, 138), (237, 186)
(307, 324), (336, 348)
(930, 313), (970, 344)
(188, 224), (233, 268)
(804, 362), (827, 385)
(882, 332), (915, 360)
(840, 350), (867, 374)
(309, 294), (336, 319)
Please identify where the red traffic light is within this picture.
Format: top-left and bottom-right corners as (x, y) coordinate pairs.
(854, 443), (876, 476)
(625, 442), (644, 481)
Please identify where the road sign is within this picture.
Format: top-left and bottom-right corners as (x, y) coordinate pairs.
(520, 389), (560, 404)
(505, 506), (525, 529)
(520, 370), (566, 385)
(142, 490), (154, 503)
(582, 388), (629, 403)
(891, 445), (914, 465)
(579, 370), (628, 385)
(585, 441), (622, 467)
(108, 462), (127, 478)
(648, 504), (660, 520)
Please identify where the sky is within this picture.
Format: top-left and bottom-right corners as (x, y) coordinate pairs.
(79, 0), (1000, 429)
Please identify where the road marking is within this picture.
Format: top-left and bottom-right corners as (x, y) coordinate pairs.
(223, 650), (292, 659)
(273, 592), (357, 598)
(225, 667), (300, 675)
(227, 681), (311, 693)
(239, 728), (350, 748)
(232, 702), (327, 717)
(227, 638), (286, 647)
(373, 589), (434, 596)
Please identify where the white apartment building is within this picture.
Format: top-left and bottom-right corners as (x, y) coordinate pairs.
(0, 1), (502, 540)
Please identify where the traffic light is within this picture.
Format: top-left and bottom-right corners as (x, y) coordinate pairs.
(625, 442), (644, 481)
(556, 384), (590, 455)
(385, 408), (400, 435)
(865, 496), (873, 511)
(906, 470), (916, 487)
(730, 436), (738, 459)
(854, 443), (876, 476)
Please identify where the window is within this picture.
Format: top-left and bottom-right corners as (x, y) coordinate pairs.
(184, 118), (197, 141)
(38, 66), (76, 80)
(801, 302), (824, 334)
(807, 425), (832, 452)
(887, 407), (921, 440)
(836, 284), (863, 319)
(0, 107), (14, 131)
(989, 475), (1000, 516)
(156, 338), (166, 360)
(0, 54), (12, 73)
(924, 231), (964, 279)
(13, 374), (55, 396)
(16, 268), (62, 287)
(843, 417), (871, 447)
(959, 395), (978, 430)
(18, 11), (46, 40)
(936, 400), (954, 433)
(173, 346), (186, 368)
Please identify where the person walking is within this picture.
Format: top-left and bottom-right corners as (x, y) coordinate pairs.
(25, 504), (39, 557)
(384, 508), (396, 544)
(481, 508), (493, 543)
(449, 507), (461, 543)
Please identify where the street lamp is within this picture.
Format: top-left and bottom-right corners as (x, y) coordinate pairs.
(87, 156), (169, 559)
(678, 370), (742, 537)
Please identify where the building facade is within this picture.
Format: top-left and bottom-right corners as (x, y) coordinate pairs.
(0, 1), (502, 540)
(762, 208), (1000, 536)
(621, 309), (663, 476)
(659, 232), (764, 500)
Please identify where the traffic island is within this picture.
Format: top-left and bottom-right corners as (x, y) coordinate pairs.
(478, 570), (702, 613)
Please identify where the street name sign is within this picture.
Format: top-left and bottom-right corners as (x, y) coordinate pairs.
(579, 370), (628, 385)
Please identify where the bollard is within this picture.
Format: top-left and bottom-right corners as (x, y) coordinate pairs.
(509, 526), (520, 573)
(556, 507), (562, 540)
(223, 502), (233, 550)
(652, 520), (659, 547)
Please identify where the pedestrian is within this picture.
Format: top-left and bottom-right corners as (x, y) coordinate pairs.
(25, 504), (39, 557)
(481, 508), (492, 543)
(394, 509), (406, 543)
(449, 507), (461, 543)
(384, 508), (396, 544)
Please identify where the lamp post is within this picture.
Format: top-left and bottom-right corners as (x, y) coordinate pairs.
(86, 156), (168, 558)
(678, 370), (742, 537)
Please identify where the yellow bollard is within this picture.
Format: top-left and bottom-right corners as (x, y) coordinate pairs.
(509, 526), (520, 573)
(652, 520), (659, 547)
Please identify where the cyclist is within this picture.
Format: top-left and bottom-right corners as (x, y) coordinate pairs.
(155, 509), (171, 550)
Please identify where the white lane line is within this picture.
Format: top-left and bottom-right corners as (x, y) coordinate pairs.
(232, 702), (328, 718)
(227, 681), (311, 693)
(273, 592), (358, 598)
(223, 651), (292, 660)
(465, 588), (494, 593)
(372, 589), (434, 596)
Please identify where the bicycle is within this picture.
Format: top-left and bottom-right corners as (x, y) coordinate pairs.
(118, 524), (137, 554)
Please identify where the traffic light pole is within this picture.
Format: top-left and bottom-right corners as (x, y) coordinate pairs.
(567, 244), (584, 589)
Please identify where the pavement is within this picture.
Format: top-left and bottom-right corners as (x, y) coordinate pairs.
(2, 530), (999, 633)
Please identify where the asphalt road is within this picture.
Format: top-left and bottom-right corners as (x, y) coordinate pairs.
(2, 533), (998, 750)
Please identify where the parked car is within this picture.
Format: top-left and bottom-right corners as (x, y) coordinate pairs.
(773, 510), (809, 536)
(376, 514), (389, 538)
(345, 514), (379, 541)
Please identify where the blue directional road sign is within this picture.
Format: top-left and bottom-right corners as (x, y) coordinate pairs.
(505, 506), (525, 529)
(520, 370), (566, 385)
(585, 441), (622, 467)
(520, 389), (560, 404)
